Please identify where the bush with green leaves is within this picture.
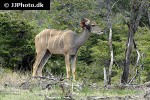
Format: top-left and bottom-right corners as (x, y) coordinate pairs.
(0, 12), (34, 70)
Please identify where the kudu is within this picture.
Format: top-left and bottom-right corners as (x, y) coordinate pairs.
(32, 18), (103, 80)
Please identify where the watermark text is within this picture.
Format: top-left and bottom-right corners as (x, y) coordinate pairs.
(0, 0), (50, 10)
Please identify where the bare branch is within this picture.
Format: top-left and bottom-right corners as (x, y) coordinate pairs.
(111, 0), (120, 9)
(104, 67), (107, 87)
(128, 68), (138, 84)
(133, 39), (140, 66)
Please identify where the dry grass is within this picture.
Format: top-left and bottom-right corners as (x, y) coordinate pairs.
(0, 67), (147, 100)
(0, 68), (30, 87)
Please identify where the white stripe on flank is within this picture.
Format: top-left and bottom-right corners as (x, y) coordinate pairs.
(49, 29), (54, 40)
(48, 29), (54, 44)
(58, 30), (68, 47)
(62, 31), (66, 46)
(40, 30), (44, 44)
(46, 31), (48, 46)
(52, 31), (61, 49)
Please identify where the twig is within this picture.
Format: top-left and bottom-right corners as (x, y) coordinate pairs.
(33, 76), (58, 81)
(111, 0), (120, 9)
(19, 77), (32, 87)
(128, 68), (138, 84)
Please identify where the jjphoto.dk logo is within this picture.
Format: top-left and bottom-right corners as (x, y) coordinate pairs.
(9, 2), (43, 8)
(4, 2), (43, 8)
(0, 0), (50, 10)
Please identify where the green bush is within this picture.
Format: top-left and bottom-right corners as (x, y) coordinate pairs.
(0, 12), (34, 70)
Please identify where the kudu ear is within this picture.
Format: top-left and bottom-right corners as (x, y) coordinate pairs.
(80, 18), (91, 28)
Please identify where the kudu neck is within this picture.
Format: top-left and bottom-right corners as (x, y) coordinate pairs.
(75, 27), (91, 48)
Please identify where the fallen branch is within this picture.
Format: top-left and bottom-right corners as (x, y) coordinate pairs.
(44, 95), (74, 100)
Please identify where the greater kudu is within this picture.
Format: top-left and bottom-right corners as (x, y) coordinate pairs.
(32, 18), (103, 80)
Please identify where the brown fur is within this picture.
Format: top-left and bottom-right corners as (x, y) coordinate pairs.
(32, 18), (102, 80)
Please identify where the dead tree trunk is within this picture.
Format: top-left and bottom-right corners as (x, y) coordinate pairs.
(121, 0), (147, 85)
(106, 0), (114, 85)
(108, 28), (113, 85)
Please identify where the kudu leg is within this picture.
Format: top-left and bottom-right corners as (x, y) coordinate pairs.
(32, 51), (46, 77)
(37, 50), (51, 76)
(65, 54), (70, 79)
(71, 55), (77, 80)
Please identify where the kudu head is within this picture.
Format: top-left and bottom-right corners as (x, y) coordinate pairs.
(80, 18), (103, 34)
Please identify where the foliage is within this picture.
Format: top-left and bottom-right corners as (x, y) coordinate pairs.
(0, 12), (35, 70)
